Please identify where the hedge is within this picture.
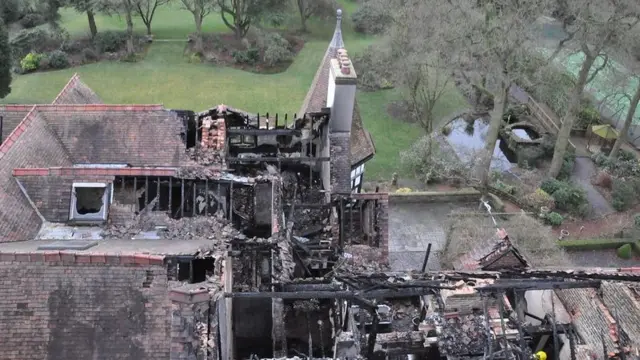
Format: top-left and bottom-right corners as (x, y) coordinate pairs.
(557, 238), (639, 252)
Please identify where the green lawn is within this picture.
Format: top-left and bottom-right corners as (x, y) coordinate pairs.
(1, 1), (467, 181)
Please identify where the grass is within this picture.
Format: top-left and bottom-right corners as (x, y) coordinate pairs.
(1, 1), (468, 181)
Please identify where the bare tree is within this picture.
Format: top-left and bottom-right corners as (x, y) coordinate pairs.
(548, 0), (640, 178)
(68, 0), (102, 38)
(216, 0), (287, 40)
(295, 0), (336, 32)
(438, 0), (551, 187)
(387, 1), (454, 135)
(181, 0), (215, 53)
(374, 0), (552, 187)
(102, 0), (137, 55)
(135, 0), (171, 35)
(609, 80), (640, 159)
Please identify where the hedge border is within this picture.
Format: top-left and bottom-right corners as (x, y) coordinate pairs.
(558, 238), (640, 254)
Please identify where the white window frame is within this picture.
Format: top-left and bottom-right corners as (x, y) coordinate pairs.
(69, 182), (112, 222)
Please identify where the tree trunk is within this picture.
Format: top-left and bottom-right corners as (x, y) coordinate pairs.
(609, 81), (640, 159)
(125, 4), (135, 55)
(478, 82), (509, 188)
(297, 0), (308, 32)
(194, 15), (203, 53)
(146, 23), (152, 36)
(87, 10), (97, 38)
(548, 52), (597, 178)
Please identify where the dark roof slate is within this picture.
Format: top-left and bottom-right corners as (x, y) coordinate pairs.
(37, 105), (190, 167)
(52, 73), (103, 105)
(0, 108), (73, 242)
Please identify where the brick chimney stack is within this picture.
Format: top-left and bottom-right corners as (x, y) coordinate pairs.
(328, 48), (357, 193)
(200, 105), (226, 150)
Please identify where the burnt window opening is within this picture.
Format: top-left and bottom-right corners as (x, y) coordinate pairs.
(76, 187), (105, 214)
(191, 258), (215, 283)
(174, 257), (215, 283)
(173, 109), (198, 148)
(70, 183), (110, 222)
(114, 177), (230, 220)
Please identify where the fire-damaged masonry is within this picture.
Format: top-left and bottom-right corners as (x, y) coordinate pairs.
(1, 9), (640, 360)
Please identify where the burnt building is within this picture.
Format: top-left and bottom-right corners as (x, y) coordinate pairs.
(0, 9), (387, 360)
(1, 10), (640, 360)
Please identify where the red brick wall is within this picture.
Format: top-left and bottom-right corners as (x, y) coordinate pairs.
(0, 253), (171, 360)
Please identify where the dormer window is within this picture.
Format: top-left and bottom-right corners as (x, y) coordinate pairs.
(69, 182), (111, 223)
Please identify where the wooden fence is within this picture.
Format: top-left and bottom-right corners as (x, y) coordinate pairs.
(526, 95), (576, 152)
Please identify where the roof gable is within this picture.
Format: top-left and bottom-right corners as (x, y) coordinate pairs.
(298, 13), (375, 166)
(0, 108), (73, 242)
(0, 105), (34, 142)
(453, 229), (529, 271)
(52, 73), (103, 105)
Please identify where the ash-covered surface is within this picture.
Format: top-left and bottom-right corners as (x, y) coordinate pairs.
(390, 300), (421, 331)
(341, 245), (390, 273)
(187, 147), (224, 166)
(102, 210), (242, 241)
(426, 313), (489, 356)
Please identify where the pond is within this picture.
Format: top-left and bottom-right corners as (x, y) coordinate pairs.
(511, 127), (540, 141)
(444, 118), (517, 172)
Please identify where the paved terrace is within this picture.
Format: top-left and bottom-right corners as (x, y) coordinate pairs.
(388, 190), (479, 271)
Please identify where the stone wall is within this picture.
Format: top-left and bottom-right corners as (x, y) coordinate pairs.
(389, 189), (481, 204)
(0, 253), (170, 360)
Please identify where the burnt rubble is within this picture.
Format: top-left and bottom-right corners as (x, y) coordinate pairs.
(426, 313), (489, 356)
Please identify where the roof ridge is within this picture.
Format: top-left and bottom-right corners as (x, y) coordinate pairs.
(0, 105), (38, 161)
(34, 104), (165, 111)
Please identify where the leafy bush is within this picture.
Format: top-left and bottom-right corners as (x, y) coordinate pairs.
(494, 180), (515, 195)
(546, 212), (564, 226)
(593, 173), (612, 192)
(0, 0), (27, 24)
(540, 178), (563, 195)
(232, 48), (260, 65)
(558, 151), (575, 181)
(618, 149), (636, 162)
(551, 181), (587, 213)
(46, 50), (69, 69)
(61, 39), (84, 53)
(351, 2), (391, 34)
(10, 28), (51, 59)
(93, 31), (126, 53)
(81, 47), (99, 62)
(634, 213), (640, 228)
(19, 13), (46, 29)
(575, 106), (600, 129)
(592, 151), (640, 178)
(617, 243), (633, 259)
(540, 134), (556, 157)
(612, 179), (635, 211)
(262, 33), (292, 67)
(20, 52), (43, 72)
(523, 188), (555, 210)
(516, 146), (544, 168)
